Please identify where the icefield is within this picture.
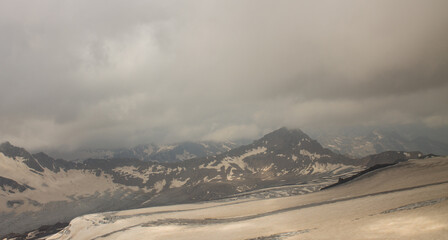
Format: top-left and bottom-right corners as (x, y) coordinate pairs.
(48, 157), (448, 240)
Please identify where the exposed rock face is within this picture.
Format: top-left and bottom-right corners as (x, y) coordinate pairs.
(0, 176), (34, 193)
(0, 142), (45, 172)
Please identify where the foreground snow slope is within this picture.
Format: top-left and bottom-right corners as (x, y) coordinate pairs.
(49, 157), (448, 240)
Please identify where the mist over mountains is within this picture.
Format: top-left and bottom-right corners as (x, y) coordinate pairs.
(35, 127), (448, 163)
(2, 1), (448, 239)
(315, 129), (448, 158)
(45, 141), (240, 163)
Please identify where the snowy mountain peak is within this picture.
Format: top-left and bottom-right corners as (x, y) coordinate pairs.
(0, 142), (44, 173)
(247, 127), (348, 165)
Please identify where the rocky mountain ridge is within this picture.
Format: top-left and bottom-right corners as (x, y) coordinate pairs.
(46, 141), (239, 163)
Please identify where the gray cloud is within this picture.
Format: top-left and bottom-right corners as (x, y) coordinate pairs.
(0, 0), (447, 151)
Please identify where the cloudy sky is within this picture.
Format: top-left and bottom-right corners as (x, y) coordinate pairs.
(1, 0), (448, 151)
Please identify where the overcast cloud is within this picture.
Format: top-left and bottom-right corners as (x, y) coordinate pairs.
(1, 0), (448, 151)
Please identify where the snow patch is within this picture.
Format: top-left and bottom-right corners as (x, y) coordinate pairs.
(153, 180), (166, 193)
(143, 146), (155, 155)
(201, 147), (267, 172)
(156, 145), (176, 153)
(223, 147), (267, 170)
(200, 143), (209, 148)
(0, 153), (132, 214)
(291, 155), (298, 162)
(175, 150), (196, 161)
(170, 178), (189, 188)
(300, 162), (360, 175)
(113, 166), (149, 183)
(373, 130), (383, 140)
(299, 149), (329, 161)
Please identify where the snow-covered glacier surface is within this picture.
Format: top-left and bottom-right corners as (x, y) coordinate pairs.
(48, 157), (448, 240)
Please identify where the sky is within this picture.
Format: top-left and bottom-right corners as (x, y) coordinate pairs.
(1, 0), (448, 151)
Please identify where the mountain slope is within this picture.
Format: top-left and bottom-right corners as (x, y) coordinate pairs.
(0, 128), (420, 236)
(0, 144), (151, 236)
(47, 141), (238, 163)
(47, 157), (448, 240)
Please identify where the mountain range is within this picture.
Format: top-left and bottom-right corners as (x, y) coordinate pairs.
(45, 141), (239, 163)
(315, 129), (448, 158)
(45, 156), (448, 240)
(44, 129), (447, 163)
(0, 128), (425, 237)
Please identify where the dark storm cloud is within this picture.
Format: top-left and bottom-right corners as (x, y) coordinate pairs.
(0, 0), (447, 150)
